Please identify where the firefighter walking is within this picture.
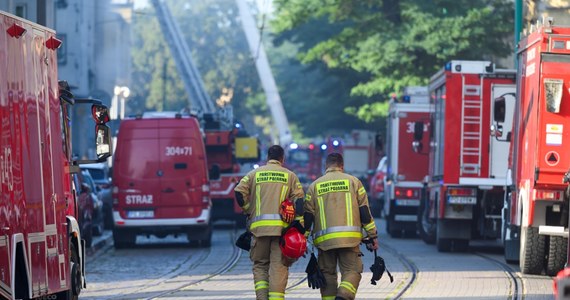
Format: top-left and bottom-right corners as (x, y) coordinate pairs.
(234, 145), (305, 300)
(304, 153), (378, 300)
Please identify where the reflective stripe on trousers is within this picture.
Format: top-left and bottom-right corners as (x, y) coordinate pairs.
(255, 280), (269, 291)
(268, 291), (285, 299)
(339, 280), (357, 295)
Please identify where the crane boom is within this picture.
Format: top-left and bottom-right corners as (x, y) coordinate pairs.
(151, 0), (215, 114)
(235, 0), (292, 146)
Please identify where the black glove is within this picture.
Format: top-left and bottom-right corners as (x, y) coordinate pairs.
(305, 253), (327, 289)
(370, 250), (393, 285)
(362, 237), (377, 252)
(235, 231), (252, 251)
(282, 219), (305, 236)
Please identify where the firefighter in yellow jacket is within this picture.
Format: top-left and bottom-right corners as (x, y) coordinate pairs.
(234, 145), (305, 300)
(304, 152), (378, 300)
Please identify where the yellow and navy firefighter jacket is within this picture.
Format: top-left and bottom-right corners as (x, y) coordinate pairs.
(304, 167), (377, 251)
(234, 160), (305, 237)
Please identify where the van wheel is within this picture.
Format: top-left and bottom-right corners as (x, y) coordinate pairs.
(113, 228), (136, 249)
(200, 225), (213, 247)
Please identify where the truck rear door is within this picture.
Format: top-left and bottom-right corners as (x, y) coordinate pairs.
(396, 110), (430, 182)
(158, 119), (204, 218)
(535, 53), (570, 185)
(118, 121), (161, 218)
(489, 84), (516, 179)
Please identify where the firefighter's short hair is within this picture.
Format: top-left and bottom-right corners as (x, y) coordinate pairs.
(326, 153), (344, 168)
(268, 145), (285, 161)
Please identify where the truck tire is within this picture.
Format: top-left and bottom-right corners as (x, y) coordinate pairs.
(83, 224), (93, 248)
(436, 237), (452, 252)
(454, 239), (469, 252)
(417, 188), (436, 244)
(519, 226), (545, 275)
(235, 214), (247, 228)
(387, 217), (402, 238)
(546, 236), (567, 276)
(113, 228), (136, 249)
(504, 238), (520, 264)
(55, 242), (80, 300)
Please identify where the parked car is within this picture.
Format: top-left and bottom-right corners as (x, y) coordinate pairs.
(81, 169), (105, 236)
(72, 172), (95, 248)
(81, 163), (113, 229)
(369, 156), (387, 217)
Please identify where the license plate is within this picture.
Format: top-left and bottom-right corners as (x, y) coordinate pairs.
(127, 210), (154, 218)
(448, 196), (476, 205)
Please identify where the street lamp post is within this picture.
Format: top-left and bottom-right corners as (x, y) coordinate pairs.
(111, 85), (130, 120)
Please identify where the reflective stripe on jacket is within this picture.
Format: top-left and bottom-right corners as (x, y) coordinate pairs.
(305, 167), (377, 251)
(234, 160), (304, 237)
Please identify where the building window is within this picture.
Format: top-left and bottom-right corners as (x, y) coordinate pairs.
(15, 5), (27, 19)
(57, 34), (67, 65)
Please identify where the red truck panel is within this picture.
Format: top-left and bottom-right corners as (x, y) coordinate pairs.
(1, 11), (78, 299)
(397, 111), (430, 182)
(535, 60), (570, 186)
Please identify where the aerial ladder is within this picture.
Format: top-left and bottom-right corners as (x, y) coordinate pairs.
(151, 0), (233, 127)
(236, 0), (292, 146)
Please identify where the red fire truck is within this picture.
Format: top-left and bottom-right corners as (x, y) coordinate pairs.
(0, 11), (112, 300)
(205, 120), (259, 226)
(286, 143), (323, 185)
(384, 87), (432, 237)
(415, 61), (516, 252)
(321, 131), (380, 183)
(500, 19), (570, 275)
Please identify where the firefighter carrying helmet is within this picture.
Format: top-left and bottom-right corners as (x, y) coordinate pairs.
(280, 227), (307, 259)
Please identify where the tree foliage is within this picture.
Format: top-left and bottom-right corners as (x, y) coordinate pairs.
(130, 0), (266, 135)
(272, 0), (514, 121)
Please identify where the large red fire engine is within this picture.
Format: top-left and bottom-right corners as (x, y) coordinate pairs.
(415, 61), (516, 252)
(501, 18), (570, 276)
(384, 87), (432, 237)
(204, 118), (259, 226)
(286, 143), (323, 185)
(321, 131), (380, 182)
(0, 11), (112, 300)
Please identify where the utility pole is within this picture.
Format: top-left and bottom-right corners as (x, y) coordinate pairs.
(514, 0), (523, 67)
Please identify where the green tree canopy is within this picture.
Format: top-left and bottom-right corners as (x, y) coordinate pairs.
(130, 0), (266, 136)
(272, 0), (514, 121)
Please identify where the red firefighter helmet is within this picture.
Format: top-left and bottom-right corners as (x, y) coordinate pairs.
(280, 227), (307, 259)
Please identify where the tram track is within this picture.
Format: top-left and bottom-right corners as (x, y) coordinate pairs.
(380, 241), (420, 299)
(474, 252), (525, 300)
(143, 229), (241, 299)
